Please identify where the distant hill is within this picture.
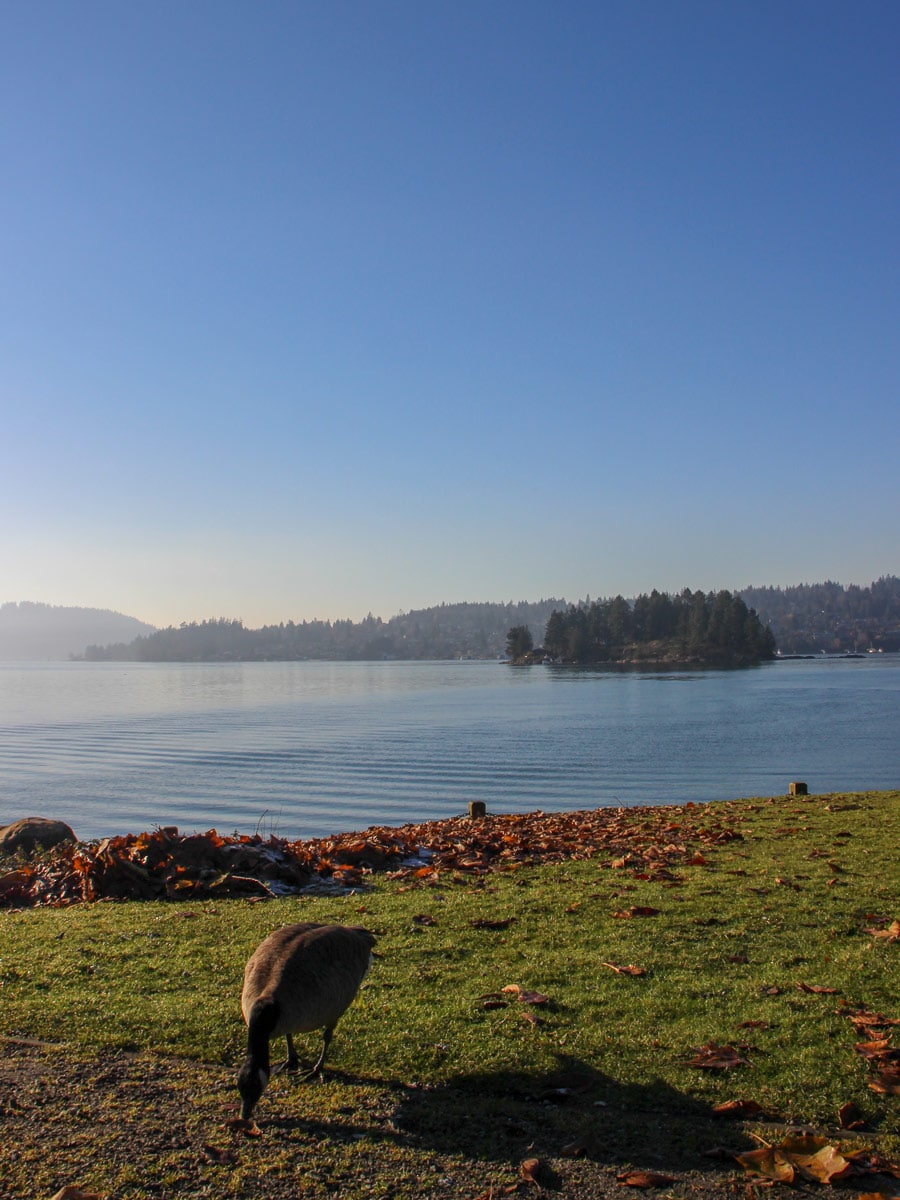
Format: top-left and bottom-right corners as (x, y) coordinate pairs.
(0, 602), (157, 661)
(740, 575), (900, 653)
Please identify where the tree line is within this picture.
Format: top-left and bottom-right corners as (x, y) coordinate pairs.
(77, 576), (898, 663)
(81, 600), (563, 663)
(741, 575), (899, 653)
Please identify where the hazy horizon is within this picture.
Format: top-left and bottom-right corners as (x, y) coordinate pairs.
(3, 3), (897, 630)
(2, 569), (897, 634)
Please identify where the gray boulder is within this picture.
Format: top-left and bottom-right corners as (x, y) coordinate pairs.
(0, 817), (76, 854)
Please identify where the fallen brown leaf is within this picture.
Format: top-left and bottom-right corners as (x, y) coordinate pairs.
(735, 1145), (796, 1183)
(616, 1170), (677, 1188)
(869, 1067), (900, 1095)
(737, 1135), (852, 1185)
(501, 984), (549, 1004)
(786, 1137), (853, 1183)
(686, 1042), (751, 1069)
(845, 1150), (900, 1179)
(796, 981), (839, 994)
(50, 1190), (106, 1200)
(520, 1156), (543, 1183)
(866, 918), (900, 940)
(612, 906), (661, 919)
(200, 1143), (238, 1165)
(838, 1100), (866, 1129)
(712, 1098), (769, 1119)
(602, 962), (647, 976)
(855, 1038), (894, 1060)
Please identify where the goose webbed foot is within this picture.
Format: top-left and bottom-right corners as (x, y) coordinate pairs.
(300, 1025), (334, 1082)
(275, 1033), (301, 1075)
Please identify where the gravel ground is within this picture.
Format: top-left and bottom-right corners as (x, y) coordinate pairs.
(2, 1040), (897, 1200)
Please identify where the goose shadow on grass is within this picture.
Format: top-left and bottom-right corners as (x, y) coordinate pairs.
(390, 1057), (738, 1173)
(268, 1056), (749, 1177)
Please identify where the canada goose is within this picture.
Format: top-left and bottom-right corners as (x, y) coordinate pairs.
(237, 922), (376, 1120)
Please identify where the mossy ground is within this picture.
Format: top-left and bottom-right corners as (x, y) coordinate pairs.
(1, 791), (897, 1198)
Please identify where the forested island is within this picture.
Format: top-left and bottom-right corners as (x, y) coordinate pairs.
(67, 574), (899, 664)
(507, 588), (776, 666)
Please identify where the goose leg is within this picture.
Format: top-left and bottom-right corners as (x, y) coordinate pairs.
(277, 1033), (301, 1075)
(302, 1024), (334, 1080)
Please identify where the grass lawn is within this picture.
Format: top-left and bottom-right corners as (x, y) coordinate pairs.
(0, 790), (897, 1199)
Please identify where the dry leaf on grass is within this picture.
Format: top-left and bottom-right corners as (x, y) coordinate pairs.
(602, 962), (647, 976)
(855, 1039), (898, 1062)
(612, 905), (661, 919)
(616, 1170), (677, 1188)
(200, 1144), (238, 1165)
(501, 984), (549, 1005)
(869, 1067), (900, 1095)
(736, 1135), (852, 1185)
(796, 981), (839, 994)
(864, 918), (900, 941)
(845, 1150), (900, 1179)
(50, 1190), (106, 1200)
(712, 1098), (770, 1119)
(840, 1005), (900, 1033)
(838, 1101), (866, 1129)
(520, 1157), (543, 1184)
(685, 1042), (751, 1069)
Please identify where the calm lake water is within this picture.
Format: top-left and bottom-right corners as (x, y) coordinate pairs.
(0, 658), (897, 842)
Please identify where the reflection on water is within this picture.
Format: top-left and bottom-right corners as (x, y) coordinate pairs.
(0, 658), (897, 841)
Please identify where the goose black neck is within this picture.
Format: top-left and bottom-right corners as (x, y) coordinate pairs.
(246, 998), (280, 1071)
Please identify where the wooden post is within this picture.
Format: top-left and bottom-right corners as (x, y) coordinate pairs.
(788, 781), (808, 796)
(468, 801), (487, 819)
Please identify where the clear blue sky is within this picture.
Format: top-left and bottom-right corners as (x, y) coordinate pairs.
(2, 1), (897, 628)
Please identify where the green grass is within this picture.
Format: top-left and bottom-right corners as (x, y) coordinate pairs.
(1, 790), (898, 1199)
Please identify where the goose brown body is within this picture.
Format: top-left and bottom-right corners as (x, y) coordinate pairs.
(237, 922), (376, 1119)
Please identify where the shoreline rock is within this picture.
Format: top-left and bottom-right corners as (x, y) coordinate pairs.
(0, 818), (76, 855)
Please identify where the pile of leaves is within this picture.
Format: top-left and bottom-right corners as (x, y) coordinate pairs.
(842, 1003), (900, 1098)
(735, 1133), (900, 1187)
(0, 801), (744, 909)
